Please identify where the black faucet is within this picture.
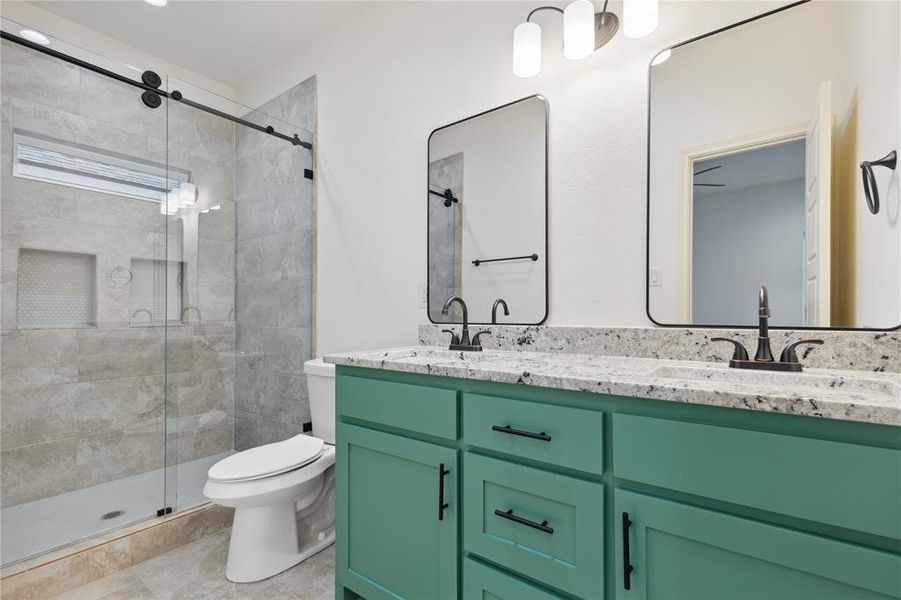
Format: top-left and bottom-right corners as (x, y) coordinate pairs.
(491, 299), (509, 324)
(712, 285), (823, 372)
(441, 296), (491, 351)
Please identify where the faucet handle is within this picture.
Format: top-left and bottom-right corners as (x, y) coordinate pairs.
(472, 330), (491, 348)
(779, 339), (824, 364)
(441, 329), (460, 346)
(711, 337), (750, 362)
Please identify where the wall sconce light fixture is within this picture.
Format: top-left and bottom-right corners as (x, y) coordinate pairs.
(513, 0), (659, 78)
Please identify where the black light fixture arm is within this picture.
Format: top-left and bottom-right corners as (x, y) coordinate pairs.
(524, 0), (619, 51)
(526, 6), (564, 22)
(0, 30), (311, 150)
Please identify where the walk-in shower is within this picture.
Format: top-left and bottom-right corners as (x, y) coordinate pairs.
(0, 19), (317, 567)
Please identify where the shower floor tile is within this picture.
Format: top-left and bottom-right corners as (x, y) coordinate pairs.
(0, 452), (231, 566)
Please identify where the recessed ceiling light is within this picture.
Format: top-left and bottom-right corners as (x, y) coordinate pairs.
(651, 48), (671, 66)
(143, 0), (168, 6)
(19, 29), (50, 45)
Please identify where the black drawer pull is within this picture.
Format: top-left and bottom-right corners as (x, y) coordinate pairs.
(491, 424), (552, 442)
(438, 463), (450, 521)
(622, 512), (634, 590)
(494, 508), (554, 534)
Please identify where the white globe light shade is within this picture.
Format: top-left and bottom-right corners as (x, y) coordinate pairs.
(513, 21), (541, 78)
(563, 0), (595, 60)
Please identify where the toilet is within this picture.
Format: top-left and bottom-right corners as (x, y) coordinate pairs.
(203, 358), (336, 583)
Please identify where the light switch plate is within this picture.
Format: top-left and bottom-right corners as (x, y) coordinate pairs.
(649, 267), (663, 287)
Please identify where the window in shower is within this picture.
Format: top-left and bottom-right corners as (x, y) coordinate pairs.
(12, 129), (190, 203)
(130, 259), (185, 326)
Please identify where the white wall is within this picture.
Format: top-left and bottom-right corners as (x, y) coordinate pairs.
(429, 97), (546, 323)
(239, 1), (793, 355)
(836, 0), (901, 328)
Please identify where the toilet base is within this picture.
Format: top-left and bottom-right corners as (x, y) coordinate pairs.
(225, 502), (335, 583)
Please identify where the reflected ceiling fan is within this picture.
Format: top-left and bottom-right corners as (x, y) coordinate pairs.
(693, 164), (726, 188)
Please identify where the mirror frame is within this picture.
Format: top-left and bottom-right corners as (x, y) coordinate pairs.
(427, 94), (549, 326)
(644, 0), (901, 332)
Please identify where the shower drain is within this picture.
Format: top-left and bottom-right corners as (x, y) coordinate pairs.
(101, 510), (124, 520)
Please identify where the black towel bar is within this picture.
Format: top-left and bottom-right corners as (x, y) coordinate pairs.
(472, 254), (539, 267)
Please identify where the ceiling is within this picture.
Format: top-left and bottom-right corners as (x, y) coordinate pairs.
(694, 138), (806, 197)
(31, 1), (362, 89)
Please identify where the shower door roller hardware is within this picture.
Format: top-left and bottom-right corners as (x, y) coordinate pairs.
(304, 169), (314, 180)
(141, 70), (162, 89)
(142, 91), (162, 109)
(156, 507), (173, 517)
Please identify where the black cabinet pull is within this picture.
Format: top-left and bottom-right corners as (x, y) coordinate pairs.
(493, 508), (554, 534)
(622, 512), (634, 590)
(438, 463), (450, 521)
(491, 424), (552, 442)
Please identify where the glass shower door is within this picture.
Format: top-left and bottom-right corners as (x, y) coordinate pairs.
(163, 76), (316, 513)
(0, 20), (170, 565)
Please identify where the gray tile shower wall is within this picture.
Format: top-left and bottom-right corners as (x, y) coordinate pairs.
(234, 77), (317, 450)
(0, 40), (236, 507)
(419, 324), (901, 373)
(428, 153), (463, 323)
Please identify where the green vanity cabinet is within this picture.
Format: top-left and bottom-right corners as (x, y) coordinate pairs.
(614, 489), (901, 599)
(335, 366), (901, 600)
(337, 423), (459, 600)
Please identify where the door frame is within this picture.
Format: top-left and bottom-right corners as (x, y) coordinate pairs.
(678, 124), (808, 322)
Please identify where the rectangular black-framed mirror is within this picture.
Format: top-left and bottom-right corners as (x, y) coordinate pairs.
(646, 0), (900, 331)
(427, 95), (548, 325)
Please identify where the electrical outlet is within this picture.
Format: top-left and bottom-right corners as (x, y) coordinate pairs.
(649, 267), (663, 287)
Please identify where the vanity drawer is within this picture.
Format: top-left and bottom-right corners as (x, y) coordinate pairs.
(463, 453), (604, 599)
(463, 557), (564, 600)
(463, 393), (604, 475)
(613, 413), (901, 540)
(337, 375), (458, 440)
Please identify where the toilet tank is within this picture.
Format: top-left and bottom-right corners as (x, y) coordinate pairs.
(304, 358), (335, 444)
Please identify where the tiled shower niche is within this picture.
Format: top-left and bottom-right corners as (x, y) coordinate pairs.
(17, 248), (96, 329)
(130, 259), (184, 326)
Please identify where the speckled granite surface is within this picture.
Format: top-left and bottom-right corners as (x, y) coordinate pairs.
(419, 325), (901, 373)
(323, 347), (901, 426)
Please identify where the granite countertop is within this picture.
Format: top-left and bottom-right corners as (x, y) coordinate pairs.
(323, 346), (901, 426)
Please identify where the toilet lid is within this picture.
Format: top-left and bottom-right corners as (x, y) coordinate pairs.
(208, 434), (324, 483)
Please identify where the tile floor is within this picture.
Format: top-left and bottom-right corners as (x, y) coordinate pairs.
(1, 453), (230, 565)
(55, 530), (335, 600)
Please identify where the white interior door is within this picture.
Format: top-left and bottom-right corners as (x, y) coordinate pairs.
(803, 80), (833, 327)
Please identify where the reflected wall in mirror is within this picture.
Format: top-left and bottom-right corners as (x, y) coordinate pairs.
(648, 0), (900, 330)
(428, 95), (548, 325)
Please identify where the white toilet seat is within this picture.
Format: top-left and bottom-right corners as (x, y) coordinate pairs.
(208, 434), (324, 483)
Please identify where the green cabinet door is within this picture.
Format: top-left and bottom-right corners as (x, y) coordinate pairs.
(614, 489), (901, 600)
(337, 423), (459, 600)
